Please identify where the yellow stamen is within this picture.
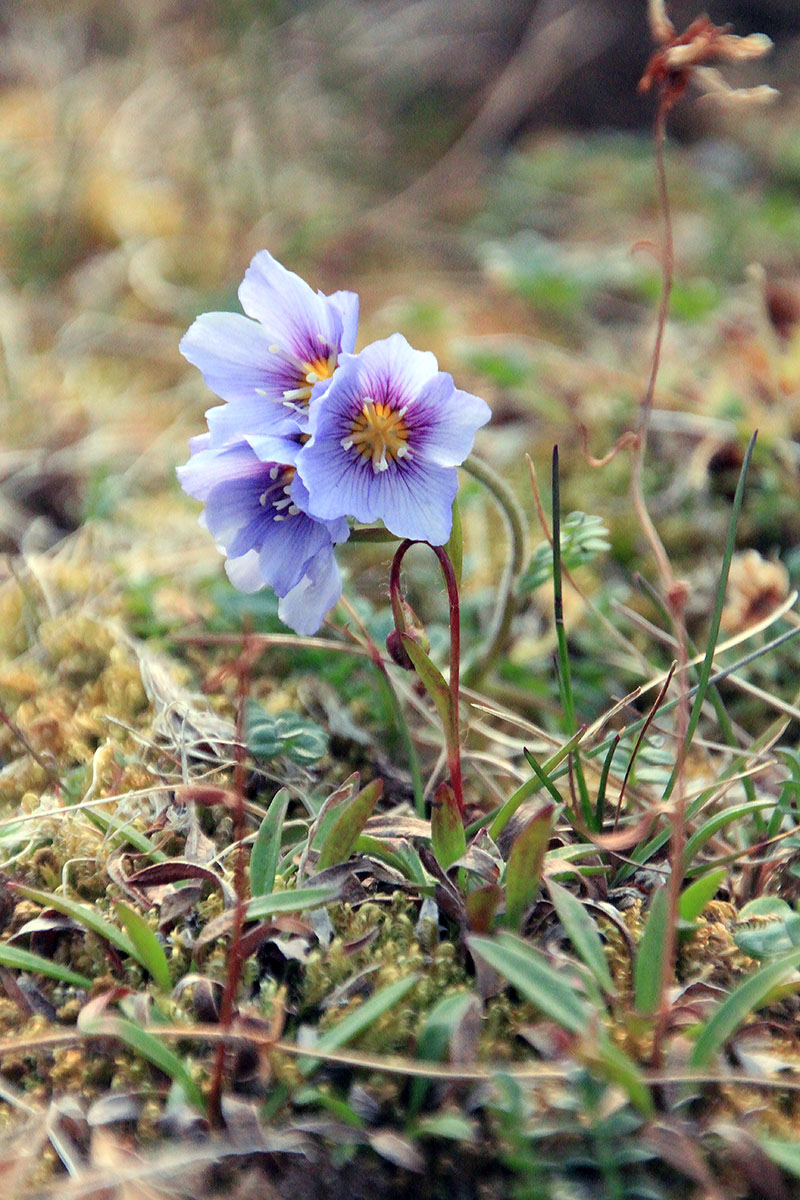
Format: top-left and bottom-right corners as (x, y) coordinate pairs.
(343, 398), (411, 474)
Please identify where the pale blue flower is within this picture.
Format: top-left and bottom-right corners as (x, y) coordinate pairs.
(178, 436), (348, 634)
(297, 333), (491, 544)
(180, 250), (359, 445)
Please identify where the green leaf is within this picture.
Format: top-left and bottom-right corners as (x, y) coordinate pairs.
(546, 879), (616, 996)
(401, 635), (454, 741)
(250, 789), (290, 898)
(469, 931), (589, 1034)
(634, 887), (668, 1015)
(519, 511), (610, 593)
(733, 897), (800, 960)
(300, 974), (419, 1076)
(13, 886), (138, 963)
(82, 1015), (205, 1112)
(315, 779), (382, 873)
(445, 496), (463, 588)
(504, 805), (553, 931)
(115, 903), (172, 991)
(678, 868), (727, 923)
(593, 1031), (654, 1117)
(431, 783), (466, 872)
(759, 1137), (800, 1179)
(683, 799), (776, 869)
(85, 810), (168, 862)
(0, 943), (93, 989)
(245, 885), (339, 922)
(246, 700), (328, 765)
(409, 992), (476, 1116)
(691, 948), (800, 1067)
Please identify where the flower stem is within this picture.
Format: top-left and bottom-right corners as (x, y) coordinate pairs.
(389, 540), (464, 813)
(461, 454), (528, 688)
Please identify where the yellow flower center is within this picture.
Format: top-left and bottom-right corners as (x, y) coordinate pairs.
(272, 346), (338, 406)
(341, 398), (411, 474)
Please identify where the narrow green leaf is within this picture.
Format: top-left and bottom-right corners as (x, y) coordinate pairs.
(691, 948), (800, 1066)
(85, 810), (168, 862)
(594, 1032), (654, 1117)
(431, 782), (466, 872)
(316, 779), (382, 873)
(115, 903), (172, 991)
(356, 835), (427, 886)
(546, 879), (616, 996)
(83, 1015), (205, 1111)
(469, 931), (589, 1034)
(0, 943), (92, 989)
(13, 885), (138, 962)
(487, 726), (586, 842)
(504, 805), (553, 931)
(445, 496), (463, 588)
(759, 1137), (800, 1179)
(522, 750), (564, 808)
(300, 973), (419, 1076)
(634, 887), (668, 1015)
(678, 868), (726, 923)
(401, 635), (454, 738)
(245, 885), (339, 922)
(409, 992), (476, 1116)
(683, 799), (775, 869)
(250, 789), (290, 897)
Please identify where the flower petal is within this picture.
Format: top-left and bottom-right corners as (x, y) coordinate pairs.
(181, 312), (302, 411)
(238, 250), (345, 365)
(278, 546), (342, 635)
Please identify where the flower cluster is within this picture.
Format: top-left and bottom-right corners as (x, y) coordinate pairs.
(178, 251), (491, 633)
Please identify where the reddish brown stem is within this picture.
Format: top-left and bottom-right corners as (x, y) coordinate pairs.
(206, 636), (255, 1128)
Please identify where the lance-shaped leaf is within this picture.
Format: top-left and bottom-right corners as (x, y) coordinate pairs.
(546, 878), (616, 996)
(691, 948), (800, 1067)
(634, 887), (668, 1015)
(299, 973), (419, 1076)
(469, 931), (588, 1034)
(678, 868), (726, 924)
(0, 943), (92, 990)
(315, 779), (383, 872)
(504, 804), (553, 931)
(409, 991), (476, 1116)
(401, 634), (457, 749)
(431, 782), (466, 872)
(80, 1014), (205, 1112)
(12, 885), (138, 963)
(250, 788), (290, 898)
(115, 903), (172, 992)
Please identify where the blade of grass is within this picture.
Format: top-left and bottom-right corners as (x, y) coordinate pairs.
(0, 943), (93, 989)
(634, 887), (669, 1015)
(81, 1014), (206, 1111)
(249, 788), (290, 898)
(546, 879), (616, 997)
(299, 974), (419, 1076)
(469, 931), (589, 1034)
(691, 948), (800, 1067)
(246, 885), (339, 922)
(115, 903), (172, 991)
(13, 885), (138, 962)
